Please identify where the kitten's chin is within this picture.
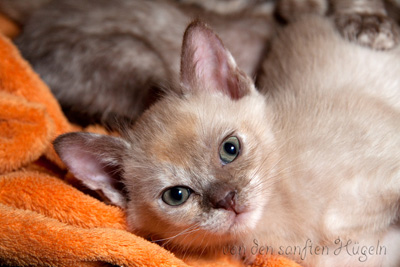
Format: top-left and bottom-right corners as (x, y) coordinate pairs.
(194, 209), (260, 252)
(160, 209), (262, 257)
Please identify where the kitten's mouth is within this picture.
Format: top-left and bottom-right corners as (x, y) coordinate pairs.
(227, 207), (257, 233)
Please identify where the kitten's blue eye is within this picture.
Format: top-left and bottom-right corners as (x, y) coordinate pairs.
(220, 136), (240, 164)
(162, 186), (191, 206)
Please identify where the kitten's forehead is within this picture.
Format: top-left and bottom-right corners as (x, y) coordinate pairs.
(150, 109), (200, 168)
(150, 104), (213, 169)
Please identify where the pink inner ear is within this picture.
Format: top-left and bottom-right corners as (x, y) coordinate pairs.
(181, 22), (244, 100)
(63, 146), (113, 186)
(53, 132), (128, 208)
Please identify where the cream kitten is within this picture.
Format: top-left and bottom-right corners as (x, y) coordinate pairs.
(54, 16), (400, 266)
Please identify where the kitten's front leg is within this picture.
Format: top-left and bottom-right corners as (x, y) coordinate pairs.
(332, 0), (400, 50)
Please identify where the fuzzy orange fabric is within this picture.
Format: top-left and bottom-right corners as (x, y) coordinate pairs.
(0, 16), (302, 267)
(0, 20), (72, 173)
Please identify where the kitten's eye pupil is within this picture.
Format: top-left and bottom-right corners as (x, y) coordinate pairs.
(220, 136), (240, 164)
(162, 186), (191, 206)
(224, 142), (237, 155)
(170, 187), (183, 201)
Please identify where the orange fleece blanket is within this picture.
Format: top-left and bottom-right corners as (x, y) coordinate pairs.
(0, 15), (301, 267)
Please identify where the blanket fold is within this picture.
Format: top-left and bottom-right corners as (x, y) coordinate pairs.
(0, 15), (301, 267)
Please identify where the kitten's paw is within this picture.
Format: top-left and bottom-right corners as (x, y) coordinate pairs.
(334, 13), (400, 50)
(276, 0), (327, 23)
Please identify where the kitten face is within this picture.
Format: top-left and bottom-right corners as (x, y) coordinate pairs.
(122, 91), (277, 249)
(54, 21), (278, 252)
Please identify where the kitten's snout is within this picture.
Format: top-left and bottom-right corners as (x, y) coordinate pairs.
(211, 190), (237, 213)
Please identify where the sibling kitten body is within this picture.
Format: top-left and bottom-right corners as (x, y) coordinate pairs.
(54, 14), (400, 266)
(257, 15), (400, 266)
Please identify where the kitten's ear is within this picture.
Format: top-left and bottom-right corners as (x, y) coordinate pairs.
(53, 132), (130, 208)
(180, 21), (253, 99)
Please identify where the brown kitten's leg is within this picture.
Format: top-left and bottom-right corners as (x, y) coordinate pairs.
(276, 0), (328, 22)
(333, 0), (400, 50)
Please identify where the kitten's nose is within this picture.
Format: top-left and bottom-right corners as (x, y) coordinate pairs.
(212, 190), (237, 213)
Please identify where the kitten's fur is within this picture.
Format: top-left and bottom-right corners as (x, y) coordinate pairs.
(54, 14), (400, 266)
(277, 0), (400, 50)
(14, 0), (274, 127)
(177, 0), (274, 15)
